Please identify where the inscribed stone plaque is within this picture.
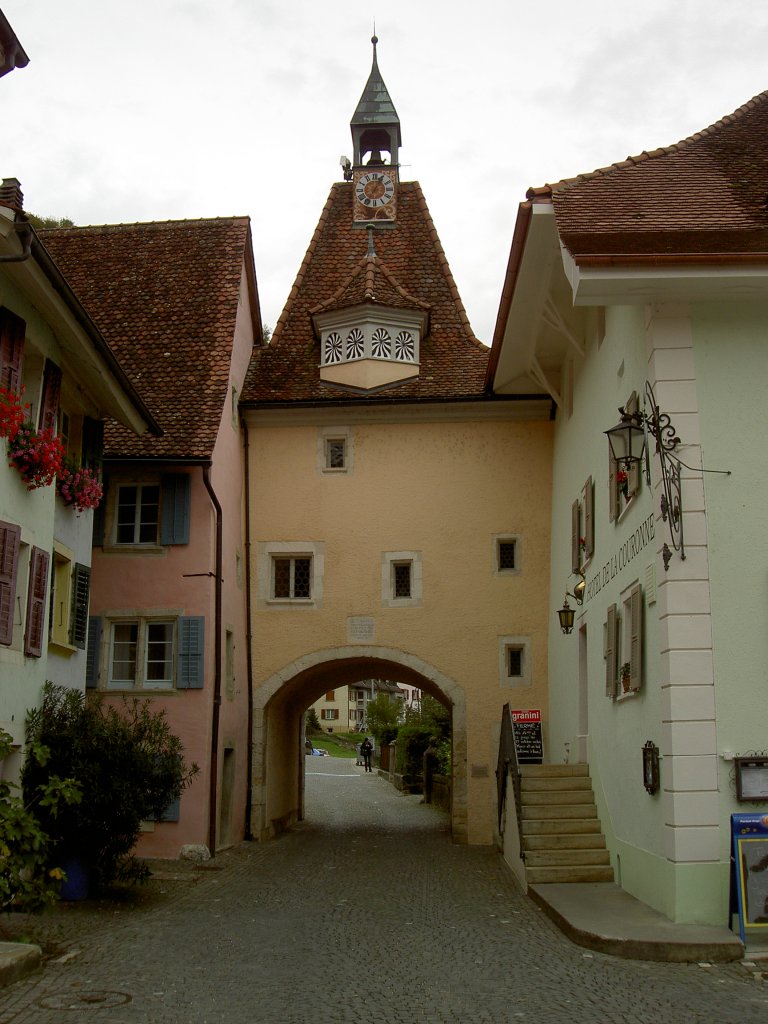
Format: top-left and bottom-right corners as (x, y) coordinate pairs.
(347, 616), (375, 643)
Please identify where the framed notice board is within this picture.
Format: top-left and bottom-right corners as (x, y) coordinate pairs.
(732, 813), (768, 942)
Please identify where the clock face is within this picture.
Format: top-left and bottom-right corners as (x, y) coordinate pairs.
(355, 171), (395, 209)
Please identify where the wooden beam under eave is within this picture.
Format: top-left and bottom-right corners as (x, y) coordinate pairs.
(529, 356), (562, 407)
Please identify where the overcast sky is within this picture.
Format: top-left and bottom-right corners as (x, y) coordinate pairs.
(3, 0), (768, 345)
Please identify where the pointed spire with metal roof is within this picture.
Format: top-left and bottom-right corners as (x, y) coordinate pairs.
(350, 35), (402, 167)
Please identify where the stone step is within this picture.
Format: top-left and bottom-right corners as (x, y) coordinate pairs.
(522, 818), (602, 836)
(524, 849), (611, 868)
(526, 865), (615, 885)
(520, 764), (590, 778)
(521, 803), (598, 820)
(521, 776), (593, 793)
(523, 833), (606, 852)
(521, 789), (596, 806)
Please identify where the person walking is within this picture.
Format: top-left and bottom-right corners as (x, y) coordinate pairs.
(360, 736), (373, 772)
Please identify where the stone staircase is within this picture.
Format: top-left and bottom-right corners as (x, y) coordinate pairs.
(519, 764), (614, 884)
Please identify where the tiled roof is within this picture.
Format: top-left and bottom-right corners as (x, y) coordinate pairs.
(529, 91), (768, 258)
(41, 218), (253, 459)
(241, 181), (488, 404)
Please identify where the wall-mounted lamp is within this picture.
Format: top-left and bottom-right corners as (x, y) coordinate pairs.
(557, 597), (575, 635)
(604, 381), (729, 570)
(642, 740), (660, 794)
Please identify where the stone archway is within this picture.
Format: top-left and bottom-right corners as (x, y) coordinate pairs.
(249, 646), (467, 843)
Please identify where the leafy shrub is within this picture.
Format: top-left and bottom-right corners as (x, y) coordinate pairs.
(23, 683), (197, 889)
(0, 728), (82, 912)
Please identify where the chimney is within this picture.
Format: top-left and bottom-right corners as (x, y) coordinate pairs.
(0, 178), (24, 210)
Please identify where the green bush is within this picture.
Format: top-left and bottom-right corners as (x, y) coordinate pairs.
(394, 724), (433, 780)
(23, 683), (197, 889)
(0, 728), (82, 912)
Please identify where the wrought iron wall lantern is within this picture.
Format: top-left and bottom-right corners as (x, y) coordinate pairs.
(604, 381), (730, 571)
(556, 573), (585, 635)
(642, 740), (660, 794)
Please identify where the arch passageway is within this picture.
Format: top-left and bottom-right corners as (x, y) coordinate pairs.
(249, 647), (467, 843)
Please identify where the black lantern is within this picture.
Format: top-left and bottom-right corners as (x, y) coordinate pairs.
(604, 408), (646, 468)
(557, 597), (575, 635)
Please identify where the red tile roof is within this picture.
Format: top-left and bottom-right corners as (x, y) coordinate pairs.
(530, 91), (768, 259)
(41, 218), (255, 459)
(240, 181), (488, 405)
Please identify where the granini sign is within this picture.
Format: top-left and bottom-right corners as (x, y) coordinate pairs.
(584, 512), (655, 604)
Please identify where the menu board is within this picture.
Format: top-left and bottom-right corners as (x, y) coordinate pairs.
(511, 709), (543, 765)
(732, 813), (768, 941)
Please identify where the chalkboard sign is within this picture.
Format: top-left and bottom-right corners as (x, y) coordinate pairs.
(512, 709), (543, 765)
(732, 813), (768, 942)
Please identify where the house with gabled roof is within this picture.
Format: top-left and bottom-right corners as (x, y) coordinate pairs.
(239, 38), (554, 845)
(42, 216), (262, 857)
(488, 90), (768, 927)
(1, 177), (157, 782)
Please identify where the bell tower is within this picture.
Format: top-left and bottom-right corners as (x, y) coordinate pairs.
(350, 35), (401, 224)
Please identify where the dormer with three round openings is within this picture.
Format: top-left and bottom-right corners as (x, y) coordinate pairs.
(312, 229), (429, 392)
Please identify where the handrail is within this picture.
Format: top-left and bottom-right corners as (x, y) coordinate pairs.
(496, 703), (524, 860)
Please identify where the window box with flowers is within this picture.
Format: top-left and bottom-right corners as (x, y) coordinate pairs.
(56, 457), (103, 513)
(6, 421), (65, 490)
(0, 385), (28, 441)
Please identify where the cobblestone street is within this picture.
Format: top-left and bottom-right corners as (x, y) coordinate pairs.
(1, 758), (767, 1024)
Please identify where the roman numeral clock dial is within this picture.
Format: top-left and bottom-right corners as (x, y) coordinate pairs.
(353, 170), (397, 222)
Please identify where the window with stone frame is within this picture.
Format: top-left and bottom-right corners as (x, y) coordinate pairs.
(605, 583), (643, 698)
(571, 476), (594, 573)
(272, 555), (313, 600)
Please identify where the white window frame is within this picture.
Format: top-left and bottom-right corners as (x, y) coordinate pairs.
(271, 554), (313, 601)
(381, 551), (422, 607)
(106, 616), (176, 691)
(317, 425), (353, 475)
(257, 541), (325, 610)
(114, 482), (161, 546)
(498, 636), (532, 688)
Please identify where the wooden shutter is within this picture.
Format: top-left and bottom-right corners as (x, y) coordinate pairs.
(161, 474), (191, 545)
(605, 603), (617, 698)
(38, 359), (62, 434)
(0, 521), (21, 645)
(0, 308), (25, 392)
(629, 583), (643, 691)
(177, 616), (205, 689)
(571, 499), (581, 574)
(24, 546), (50, 657)
(81, 416), (104, 470)
(608, 450), (619, 522)
(85, 616), (102, 689)
(583, 476), (594, 559)
(625, 391), (641, 498)
(69, 563), (91, 649)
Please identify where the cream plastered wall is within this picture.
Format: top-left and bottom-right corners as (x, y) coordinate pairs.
(245, 407), (553, 845)
(690, 301), (768, 851)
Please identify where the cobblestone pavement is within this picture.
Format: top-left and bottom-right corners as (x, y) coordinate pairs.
(1, 757), (767, 1023)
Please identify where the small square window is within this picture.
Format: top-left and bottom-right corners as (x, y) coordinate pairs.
(326, 438), (346, 470)
(393, 562), (412, 599)
(272, 556), (312, 600)
(497, 541), (516, 571)
(507, 647), (523, 678)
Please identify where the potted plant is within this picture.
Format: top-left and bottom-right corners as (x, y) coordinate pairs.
(56, 456), (103, 512)
(620, 662), (632, 692)
(616, 469), (629, 502)
(7, 421), (65, 490)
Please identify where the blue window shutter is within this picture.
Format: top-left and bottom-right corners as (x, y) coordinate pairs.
(85, 616), (102, 689)
(161, 474), (191, 545)
(158, 797), (181, 822)
(177, 616), (204, 689)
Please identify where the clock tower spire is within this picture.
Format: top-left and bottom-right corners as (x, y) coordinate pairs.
(350, 35), (400, 223)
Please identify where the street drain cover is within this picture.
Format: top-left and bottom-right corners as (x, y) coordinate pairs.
(39, 990), (132, 1010)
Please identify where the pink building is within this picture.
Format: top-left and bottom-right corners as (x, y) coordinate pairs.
(43, 218), (262, 856)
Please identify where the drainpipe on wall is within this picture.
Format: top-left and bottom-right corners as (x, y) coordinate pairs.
(202, 464), (223, 857)
(241, 417), (255, 840)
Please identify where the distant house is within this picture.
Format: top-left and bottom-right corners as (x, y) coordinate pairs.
(312, 679), (407, 732)
(43, 217), (262, 857)
(0, 180), (155, 781)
